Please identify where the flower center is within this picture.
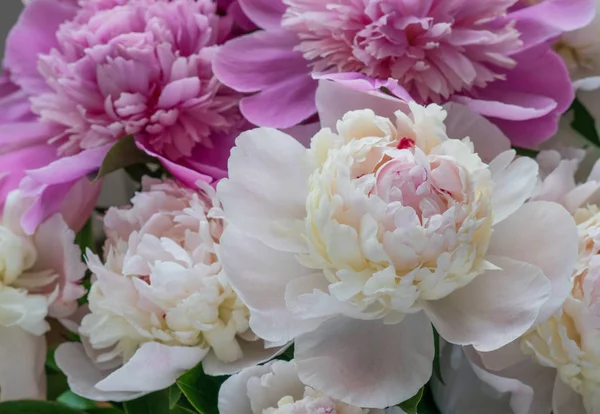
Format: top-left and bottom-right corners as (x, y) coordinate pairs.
(282, 0), (522, 103)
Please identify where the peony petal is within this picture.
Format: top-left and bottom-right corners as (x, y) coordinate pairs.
(218, 363), (275, 414)
(213, 30), (307, 93)
(57, 177), (102, 232)
(239, 75), (318, 129)
(96, 342), (207, 393)
(237, 0), (286, 30)
(552, 376), (587, 414)
(217, 128), (312, 252)
(443, 102), (511, 163)
(424, 256), (551, 352)
(488, 201), (578, 323)
(219, 225), (322, 346)
(0, 327), (46, 401)
(489, 151), (539, 224)
(295, 314), (434, 408)
(315, 79), (409, 131)
(202, 339), (285, 376)
(55, 342), (144, 402)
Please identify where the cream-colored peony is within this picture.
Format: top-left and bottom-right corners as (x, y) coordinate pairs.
(55, 177), (278, 402)
(432, 151), (600, 414)
(218, 359), (405, 414)
(0, 189), (88, 401)
(216, 80), (579, 408)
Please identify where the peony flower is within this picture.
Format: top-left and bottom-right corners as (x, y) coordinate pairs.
(219, 359), (406, 414)
(1, 0), (242, 233)
(432, 152), (600, 414)
(0, 189), (87, 401)
(55, 176), (278, 402)
(214, 0), (594, 147)
(216, 79), (579, 408)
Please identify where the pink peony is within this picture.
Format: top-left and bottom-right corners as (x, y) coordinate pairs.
(55, 176), (279, 402)
(0, 189), (87, 401)
(0, 0), (244, 232)
(214, 0), (594, 147)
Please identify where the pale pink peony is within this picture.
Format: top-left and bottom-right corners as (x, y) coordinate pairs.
(214, 0), (594, 146)
(216, 80), (578, 408)
(0, 189), (87, 401)
(218, 359), (405, 414)
(55, 177), (278, 402)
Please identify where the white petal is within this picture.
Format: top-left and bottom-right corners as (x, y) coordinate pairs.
(245, 360), (305, 412)
(553, 375), (587, 414)
(443, 102), (511, 163)
(217, 128), (312, 253)
(424, 256), (551, 352)
(490, 151), (539, 224)
(477, 340), (529, 372)
(578, 88), (600, 122)
(220, 225), (321, 345)
(218, 362), (275, 414)
(488, 201), (578, 323)
(295, 314), (434, 409)
(0, 327), (45, 401)
(315, 79), (409, 131)
(96, 342), (207, 393)
(55, 342), (144, 402)
(202, 339), (286, 376)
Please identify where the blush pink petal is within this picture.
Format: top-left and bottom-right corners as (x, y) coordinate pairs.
(4, 0), (76, 94)
(238, 0), (286, 30)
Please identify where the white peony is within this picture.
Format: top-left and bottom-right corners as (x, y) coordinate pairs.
(218, 359), (405, 414)
(216, 80), (579, 408)
(56, 177), (278, 402)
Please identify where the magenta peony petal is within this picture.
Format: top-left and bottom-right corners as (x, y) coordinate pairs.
(238, 0), (286, 30)
(240, 75), (318, 129)
(4, 0), (77, 94)
(213, 30), (307, 93)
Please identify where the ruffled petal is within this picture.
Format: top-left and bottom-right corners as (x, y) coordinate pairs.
(237, 0), (286, 30)
(295, 314), (434, 409)
(202, 339), (285, 376)
(217, 363), (274, 414)
(423, 256), (551, 352)
(488, 201), (578, 323)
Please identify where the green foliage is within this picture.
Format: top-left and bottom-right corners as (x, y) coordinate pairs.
(57, 391), (97, 410)
(0, 401), (84, 414)
(432, 327), (444, 385)
(176, 364), (227, 414)
(397, 387), (424, 414)
(123, 390), (170, 414)
(94, 136), (155, 181)
(571, 99), (600, 147)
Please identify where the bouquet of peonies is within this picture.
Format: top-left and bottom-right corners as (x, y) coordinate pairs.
(2, 0), (600, 413)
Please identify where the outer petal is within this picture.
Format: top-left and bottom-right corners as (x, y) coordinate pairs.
(488, 201), (578, 323)
(238, 0), (286, 30)
(202, 339), (285, 376)
(55, 342), (144, 402)
(57, 177), (102, 232)
(218, 362), (275, 414)
(443, 102), (511, 163)
(219, 225), (322, 345)
(0, 327), (46, 401)
(295, 314), (434, 409)
(424, 256), (551, 352)
(213, 31), (306, 94)
(96, 342), (207, 393)
(5, 0), (77, 94)
(489, 151), (539, 224)
(217, 128), (312, 252)
(553, 376), (587, 414)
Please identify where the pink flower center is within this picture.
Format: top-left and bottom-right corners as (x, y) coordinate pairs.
(282, 0), (523, 103)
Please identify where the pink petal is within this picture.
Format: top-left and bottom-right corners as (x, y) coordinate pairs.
(295, 314), (434, 409)
(238, 0), (286, 30)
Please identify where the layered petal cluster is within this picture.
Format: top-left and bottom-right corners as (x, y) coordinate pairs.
(432, 152), (600, 414)
(214, 0), (594, 146)
(218, 359), (405, 414)
(217, 85), (579, 408)
(56, 177), (275, 402)
(0, 190), (86, 401)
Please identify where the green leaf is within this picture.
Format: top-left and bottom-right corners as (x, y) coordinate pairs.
(57, 391), (97, 410)
(0, 401), (83, 414)
(571, 99), (600, 147)
(75, 218), (95, 255)
(46, 369), (69, 401)
(432, 327), (444, 385)
(46, 346), (60, 373)
(415, 386), (442, 414)
(169, 385), (183, 409)
(87, 409), (124, 414)
(170, 406), (197, 414)
(177, 364), (227, 414)
(512, 146), (539, 158)
(94, 136), (155, 181)
(397, 387), (424, 414)
(123, 390), (169, 414)
(278, 343), (294, 361)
